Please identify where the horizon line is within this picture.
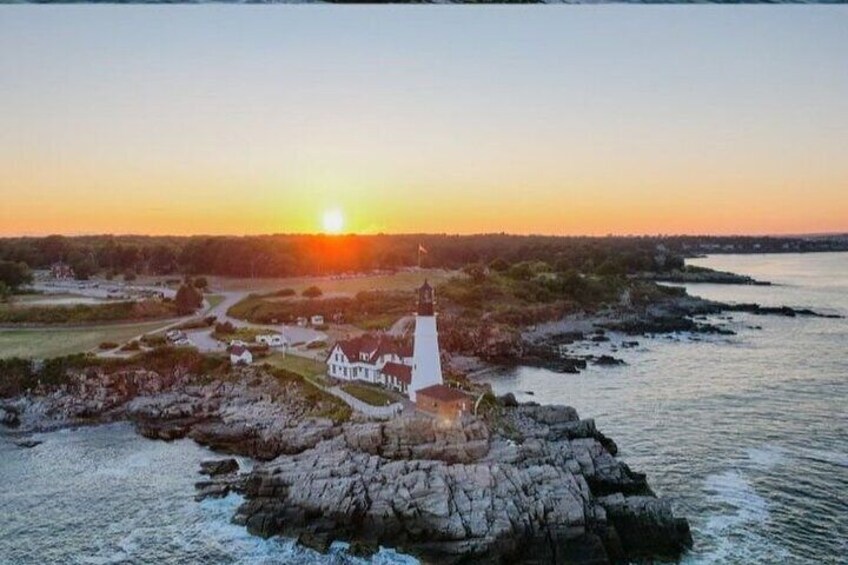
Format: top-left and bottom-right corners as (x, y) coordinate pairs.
(2, 230), (847, 240)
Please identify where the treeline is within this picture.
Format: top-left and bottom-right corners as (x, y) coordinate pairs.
(0, 234), (685, 280)
(1, 233), (844, 281)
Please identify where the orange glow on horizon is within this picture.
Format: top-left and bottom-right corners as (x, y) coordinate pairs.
(2, 9), (847, 239)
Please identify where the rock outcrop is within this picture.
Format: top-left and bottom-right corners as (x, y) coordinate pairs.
(217, 400), (691, 564)
(199, 458), (239, 476)
(0, 405), (20, 428)
(1, 365), (691, 564)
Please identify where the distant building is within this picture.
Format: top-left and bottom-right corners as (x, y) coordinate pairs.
(325, 334), (412, 386)
(415, 384), (470, 420)
(229, 345), (253, 365)
(256, 334), (286, 348)
(50, 262), (75, 280)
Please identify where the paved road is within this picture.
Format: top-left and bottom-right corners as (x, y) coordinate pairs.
(97, 289), (327, 356)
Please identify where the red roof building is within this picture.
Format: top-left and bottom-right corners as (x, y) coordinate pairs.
(381, 362), (411, 394)
(229, 345), (253, 365)
(325, 333), (414, 387)
(415, 384), (471, 419)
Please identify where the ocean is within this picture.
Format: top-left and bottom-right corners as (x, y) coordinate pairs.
(1, 252), (845, 564)
(481, 252), (848, 564)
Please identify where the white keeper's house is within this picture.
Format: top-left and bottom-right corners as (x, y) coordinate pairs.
(325, 334), (413, 387)
(325, 280), (448, 401)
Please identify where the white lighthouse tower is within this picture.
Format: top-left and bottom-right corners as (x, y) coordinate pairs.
(409, 280), (444, 402)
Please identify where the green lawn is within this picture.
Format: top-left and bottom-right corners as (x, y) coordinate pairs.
(341, 383), (397, 407)
(211, 326), (280, 344)
(0, 320), (172, 359)
(205, 294), (225, 310)
(263, 352), (327, 381)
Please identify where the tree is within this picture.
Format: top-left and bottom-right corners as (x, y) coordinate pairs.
(0, 281), (10, 302)
(488, 258), (510, 273)
(596, 258), (625, 277)
(0, 261), (32, 290)
(123, 270), (137, 282)
(302, 286), (323, 299)
(67, 251), (97, 281)
(150, 245), (177, 275)
(193, 277), (208, 291)
(506, 262), (534, 281)
(462, 263), (487, 284)
(175, 284), (203, 315)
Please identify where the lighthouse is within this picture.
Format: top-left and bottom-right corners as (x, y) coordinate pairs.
(409, 280), (444, 402)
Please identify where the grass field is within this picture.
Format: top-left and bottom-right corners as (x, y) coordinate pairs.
(211, 326), (279, 344)
(0, 320), (172, 359)
(209, 269), (456, 296)
(263, 352), (327, 381)
(205, 294), (225, 310)
(341, 383), (397, 406)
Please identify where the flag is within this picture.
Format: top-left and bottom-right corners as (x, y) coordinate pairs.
(418, 244), (428, 255)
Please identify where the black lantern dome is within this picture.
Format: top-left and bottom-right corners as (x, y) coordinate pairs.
(417, 280), (434, 316)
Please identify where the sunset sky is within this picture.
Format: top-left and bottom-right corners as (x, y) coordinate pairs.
(1, 7), (847, 237)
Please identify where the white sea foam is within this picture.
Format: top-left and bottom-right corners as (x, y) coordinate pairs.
(745, 444), (788, 469)
(687, 469), (794, 564)
(703, 470), (769, 527)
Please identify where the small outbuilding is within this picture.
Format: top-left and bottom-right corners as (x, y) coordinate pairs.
(310, 315), (325, 326)
(256, 334), (286, 348)
(230, 345), (253, 365)
(415, 384), (470, 420)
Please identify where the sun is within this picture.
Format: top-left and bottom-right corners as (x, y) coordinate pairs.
(322, 209), (344, 234)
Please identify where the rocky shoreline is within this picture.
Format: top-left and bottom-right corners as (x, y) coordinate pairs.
(0, 364), (692, 564)
(471, 294), (842, 376)
(637, 267), (770, 286)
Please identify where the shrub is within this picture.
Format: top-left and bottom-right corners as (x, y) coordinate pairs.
(214, 321), (236, 334)
(120, 340), (141, 351)
(177, 315), (217, 330)
(0, 301), (175, 325)
(269, 288), (296, 298)
(140, 334), (167, 347)
(99, 341), (119, 350)
(488, 258), (510, 272)
(0, 261), (32, 290)
(302, 286), (323, 299)
(0, 357), (35, 398)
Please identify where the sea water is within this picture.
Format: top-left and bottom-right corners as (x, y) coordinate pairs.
(480, 252), (848, 564)
(1, 253), (845, 564)
(0, 424), (415, 564)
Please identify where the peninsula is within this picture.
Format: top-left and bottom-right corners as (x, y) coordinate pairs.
(0, 351), (692, 563)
